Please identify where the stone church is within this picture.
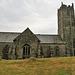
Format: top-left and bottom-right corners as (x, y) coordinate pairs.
(0, 3), (75, 59)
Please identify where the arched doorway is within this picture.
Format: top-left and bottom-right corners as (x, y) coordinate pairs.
(23, 44), (30, 59)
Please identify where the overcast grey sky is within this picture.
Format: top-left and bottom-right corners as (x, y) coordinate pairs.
(0, 0), (75, 34)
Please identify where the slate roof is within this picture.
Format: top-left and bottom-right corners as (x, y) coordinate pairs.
(0, 32), (20, 42)
(36, 34), (65, 44)
(0, 32), (65, 44)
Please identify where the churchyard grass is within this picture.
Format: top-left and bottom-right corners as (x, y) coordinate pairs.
(0, 57), (75, 75)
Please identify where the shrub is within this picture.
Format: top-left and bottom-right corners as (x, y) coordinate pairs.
(29, 57), (36, 61)
(26, 57), (36, 63)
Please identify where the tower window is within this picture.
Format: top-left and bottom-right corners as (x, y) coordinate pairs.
(74, 50), (75, 56)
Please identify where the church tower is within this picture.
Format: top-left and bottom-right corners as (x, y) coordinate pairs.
(58, 2), (75, 56)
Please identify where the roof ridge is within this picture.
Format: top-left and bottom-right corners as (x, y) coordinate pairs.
(0, 32), (21, 34)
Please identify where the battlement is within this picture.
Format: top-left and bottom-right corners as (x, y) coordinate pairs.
(59, 2), (74, 10)
(58, 2), (74, 19)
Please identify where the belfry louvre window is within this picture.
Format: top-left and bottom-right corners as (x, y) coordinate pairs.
(23, 44), (30, 55)
(73, 39), (75, 48)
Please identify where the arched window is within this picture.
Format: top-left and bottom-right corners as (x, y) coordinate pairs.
(23, 44), (30, 56)
(55, 46), (59, 57)
(40, 46), (43, 55)
(23, 47), (25, 55)
(40, 46), (44, 58)
(2, 45), (9, 59)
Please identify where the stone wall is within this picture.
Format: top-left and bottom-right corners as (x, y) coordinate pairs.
(0, 42), (14, 56)
(38, 43), (66, 57)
